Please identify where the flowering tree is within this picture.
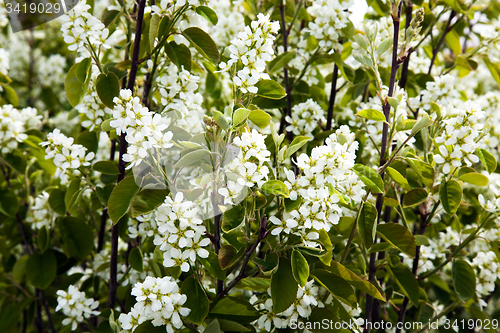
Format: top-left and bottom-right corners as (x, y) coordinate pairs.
(1, 0), (500, 332)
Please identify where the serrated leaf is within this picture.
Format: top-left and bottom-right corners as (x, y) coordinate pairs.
(182, 276), (209, 325)
(390, 264), (420, 306)
(356, 108), (386, 122)
(439, 180), (462, 215)
(129, 247), (144, 272)
(196, 6), (218, 25)
(96, 72), (120, 108)
(268, 50), (297, 73)
(477, 148), (497, 174)
(26, 250), (57, 289)
(248, 109), (271, 129)
(261, 180), (289, 198)
(291, 250), (309, 287)
(358, 202), (377, 247)
(271, 258), (298, 313)
(182, 27), (219, 64)
(255, 80), (286, 99)
(93, 161), (119, 175)
(377, 223), (416, 258)
(108, 176), (141, 224)
(353, 164), (384, 193)
(403, 188), (428, 208)
(452, 259), (476, 302)
(386, 166), (411, 191)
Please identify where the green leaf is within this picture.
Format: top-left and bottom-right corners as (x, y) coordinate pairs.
(76, 58), (92, 83)
(48, 188), (66, 215)
(0, 83), (18, 106)
(58, 217), (94, 260)
(37, 226), (49, 253)
(402, 188), (428, 208)
(209, 297), (260, 324)
(129, 247), (144, 272)
(318, 229), (333, 266)
(291, 250), (309, 287)
(221, 204), (245, 232)
(458, 172), (489, 186)
(149, 13), (161, 49)
(271, 258), (299, 313)
(445, 29), (461, 55)
(199, 251), (226, 280)
(182, 276), (209, 325)
(134, 321), (167, 333)
(439, 180), (462, 215)
(0, 189), (18, 217)
(96, 72), (120, 108)
(356, 108), (386, 122)
(218, 245), (240, 270)
(477, 148), (497, 174)
(65, 58), (91, 107)
(108, 176), (141, 224)
(255, 80), (287, 99)
(218, 319), (251, 332)
(377, 223), (416, 257)
(452, 259), (476, 302)
(267, 50), (297, 73)
(213, 110), (230, 131)
(311, 269), (357, 307)
(232, 108), (251, 127)
(261, 180), (290, 198)
(411, 113), (432, 135)
(253, 252), (279, 273)
(386, 167), (411, 191)
(353, 164), (384, 193)
(235, 277), (271, 292)
(248, 109), (271, 129)
(469, 305), (497, 333)
(182, 27), (219, 64)
(358, 202), (377, 247)
(389, 264), (420, 306)
(131, 189), (169, 217)
(26, 250), (57, 289)
(406, 158), (435, 188)
(4, 149), (27, 174)
(75, 130), (98, 154)
(286, 136), (311, 159)
(329, 261), (385, 301)
(196, 6), (218, 25)
(164, 41), (192, 72)
(205, 319), (222, 333)
(369, 242), (394, 253)
(174, 149), (211, 169)
(93, 161), (119, 175)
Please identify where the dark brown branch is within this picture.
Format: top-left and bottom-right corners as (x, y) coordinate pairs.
(428, 10), (456, 75)
(211, 193), (224, 294)
(218, 216), (269, 297)
(326, 63), (339, 131)
(395, 211), (428, 333)
(399, 0), (413, 89)
(108, 0), (146, 310)
(364, 2), (403, 332)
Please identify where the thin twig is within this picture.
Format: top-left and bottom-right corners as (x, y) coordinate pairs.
(399, 0), (413, 89)
(218, 216), (269, 297)
(326, 63), (339, 131)
(428, 10), (456, 75)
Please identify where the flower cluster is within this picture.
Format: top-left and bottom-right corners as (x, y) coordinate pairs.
(26, 191), (58, 229)
(409, 74), (461, 114)
(55, 285), (100, 330)
(157, 64), (205, 133)
(0, 104), (41, 153)
(119, 276), (190, 333)
(285, 99), (326, 136)
(307, 0), (353, 51)
(152, 192), (210, 272)
(219, 13), (280, 93)
(76, 90), (111, 131)
(471, 251), (500, 300)
(271, 126), (365, 247)
(60, 3), (110, 52)
(41, 129), (95, 183)
(219, 129), (271, 205)
(433, 103), (485, 174)
(109, 89), (174, 169)
(254, 281), (321, 331)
